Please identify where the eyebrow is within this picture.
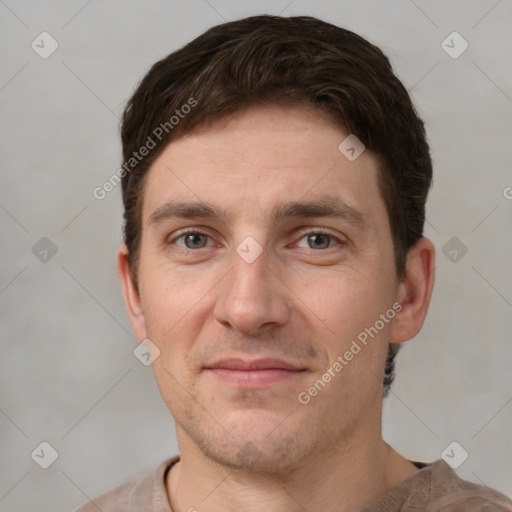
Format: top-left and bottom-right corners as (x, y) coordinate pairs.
(147, 196), (370, 230)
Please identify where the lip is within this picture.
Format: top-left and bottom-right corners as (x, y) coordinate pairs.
(206, 357), (303, 371)
(204, 357), (306, 387)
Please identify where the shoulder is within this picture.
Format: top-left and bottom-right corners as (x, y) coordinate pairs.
(362, 459), (512, 511)
(426, 459), (512, 511)
(72, 457), (178, 512)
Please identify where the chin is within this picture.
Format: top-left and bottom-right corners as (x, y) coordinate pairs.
(204, 438), (312, 474)
(187, 410), (325, 474)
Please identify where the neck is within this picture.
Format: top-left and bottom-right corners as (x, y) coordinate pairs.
(166, 420), (418, 512)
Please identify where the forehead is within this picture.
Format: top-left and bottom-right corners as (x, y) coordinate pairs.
(141, 105), (387, 228)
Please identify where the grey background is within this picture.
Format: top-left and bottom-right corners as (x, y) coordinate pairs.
(1, 1), (511, 510)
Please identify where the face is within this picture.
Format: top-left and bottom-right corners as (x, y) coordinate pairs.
(120, 105), (407, 473)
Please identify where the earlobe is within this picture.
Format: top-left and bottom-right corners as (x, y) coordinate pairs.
(390, 237), (435, 343)
(117, 245), (147, 341)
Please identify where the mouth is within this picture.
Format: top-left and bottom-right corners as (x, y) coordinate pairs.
(204, 357), (307, 387)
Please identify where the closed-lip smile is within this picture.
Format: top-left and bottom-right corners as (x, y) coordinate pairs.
(204, 357), (306, 387)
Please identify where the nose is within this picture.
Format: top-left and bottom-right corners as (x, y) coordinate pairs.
(213, 244), (291, 336)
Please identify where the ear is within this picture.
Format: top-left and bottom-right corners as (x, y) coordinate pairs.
(390, 237), (435, 343)
(117, 244), (147, 341)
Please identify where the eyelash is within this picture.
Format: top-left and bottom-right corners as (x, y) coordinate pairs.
(169, 228), (345, 251)
(171, 229), (216, 250)
(294, 230), (345, 249)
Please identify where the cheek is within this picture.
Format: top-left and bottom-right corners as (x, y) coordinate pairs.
(293, 265), (394, 339)
(300, 270), (396, 406)
(139, 271), (208, 355)
(142, 277), (205, 409)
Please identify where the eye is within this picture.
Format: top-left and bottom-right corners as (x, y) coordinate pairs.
(296, 232), (342, 250)
(174, 231), (213, 250)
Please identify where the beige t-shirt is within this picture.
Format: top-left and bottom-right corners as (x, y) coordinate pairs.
(74, 456), (512, 511)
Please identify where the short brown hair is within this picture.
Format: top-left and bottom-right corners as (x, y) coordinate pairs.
(120, 15), (433, 394)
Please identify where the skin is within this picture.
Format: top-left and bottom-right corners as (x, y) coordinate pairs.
(118, 104), (435, 512)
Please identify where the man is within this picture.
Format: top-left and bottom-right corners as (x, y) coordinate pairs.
(76, 15), (512, 512)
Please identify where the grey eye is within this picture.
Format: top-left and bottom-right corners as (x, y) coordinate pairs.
(182, 233), (209, 249)
(306, 233), (334, 249)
